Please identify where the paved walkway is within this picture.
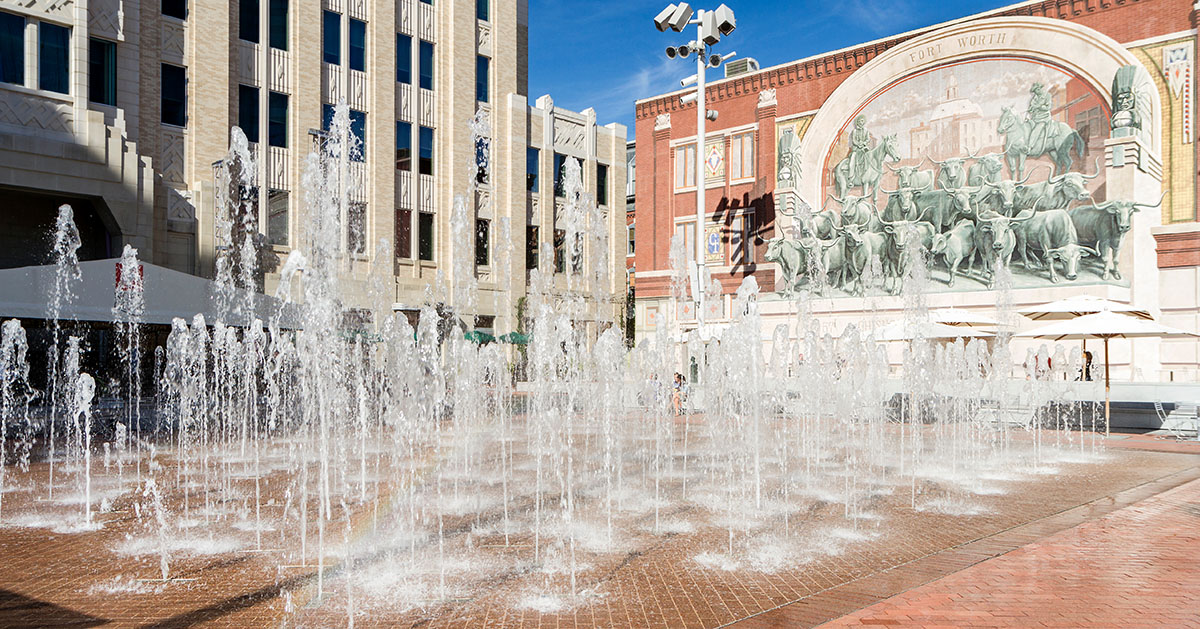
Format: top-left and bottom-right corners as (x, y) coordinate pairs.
(818, 471), (1200, 627)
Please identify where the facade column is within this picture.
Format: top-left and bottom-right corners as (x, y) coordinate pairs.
(755, 88), (777, 279)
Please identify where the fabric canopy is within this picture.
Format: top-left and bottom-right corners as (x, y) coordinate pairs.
(928, 307), (999, 327)
(869, 320), (995, 342)
(1017, 295), (1151, 321)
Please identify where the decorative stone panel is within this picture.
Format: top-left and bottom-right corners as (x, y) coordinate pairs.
(166, 186), (195, 222)
(419, 88), (434, 126)
(88, 0), (121, 40)
(0, 0), (73, 23)
(397, 0), (413, 34)
(268, 147), (289, 189)
(418, 1), (434, 41)
(268, 49), (290, 93)
(418, 174), (433, 211)
(348, 69), (366, 110)
(397, 170), (412, 208)
(346, 0), (367, 21)
(161, 19), (186, 64)
(0, 89), (73, 135)
(160, 126), (187, 186)
(477, 20), (491, 56)
(553, 116), (586, 154)
(323, 63), (343, 104)
(238, 42), (259, 84)
(396, 83), (412, 121)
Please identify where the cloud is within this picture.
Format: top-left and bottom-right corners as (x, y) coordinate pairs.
(974, 67), (1069, 102)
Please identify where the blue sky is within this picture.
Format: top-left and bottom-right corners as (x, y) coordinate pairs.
(527, 0), (1017, 134)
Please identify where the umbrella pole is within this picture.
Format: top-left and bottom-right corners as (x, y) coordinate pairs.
(1104, 336), (1111, 437)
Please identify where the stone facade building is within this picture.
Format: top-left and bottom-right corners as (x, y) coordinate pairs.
(634, 0), (1200, 380)
(0, 0), (626, 336)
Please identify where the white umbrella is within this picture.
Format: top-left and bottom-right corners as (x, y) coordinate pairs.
(929, 307), (999, 328)
(869, 320), (995, 342)
(1015, 310), (1199, 434)
(1017, 295), (1151, 321)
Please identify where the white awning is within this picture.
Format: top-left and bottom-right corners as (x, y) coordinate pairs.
(0, 259), (302, 327)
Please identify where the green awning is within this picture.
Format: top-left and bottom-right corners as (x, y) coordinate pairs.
(464, 330), (497, 344)
(499, 331), (530, 345)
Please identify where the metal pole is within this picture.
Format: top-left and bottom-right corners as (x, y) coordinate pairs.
(1104, 336), (1111, 437)
(694, 12), (706, 331)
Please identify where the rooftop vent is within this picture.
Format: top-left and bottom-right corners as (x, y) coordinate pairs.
(724, 57), (759, 79)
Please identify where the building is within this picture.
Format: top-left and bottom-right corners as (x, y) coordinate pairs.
(634, 0), (1200, 380)
(0, 0), (626, 338)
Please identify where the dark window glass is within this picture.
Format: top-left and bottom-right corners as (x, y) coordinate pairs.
(162, 0), (187, 19)
(348, 18), (365, 71)
(268, 91), (287, 148)
(396, 33), (411, 84)
(395, 120), (411, 171)
(268, 189), (288, 246)
(161, 63), (187, 126)
(597, 163), (609, 206)
(475, 219), (489, 266)
(419, 126), (433, 176)
(396, 208), (412, 258)
(420, 0), (432, 5)
(239, 0), (259, 42)
(269, 0), (287, 50)
(553, 153), (566, 197)
(476, 0), (489, 20)
(349, 109), (366, 161)
(0, 12), (25, 86)
(321, 103), (334, 131)
(88, 38), (117, 106)
(475, 137), (488, 184)
(39, 22), (69, 94)
(526, 147), (539, 192)
(571, 233), (583, 274)
(238, 84), (259, 139)
(418, 212), (434, 261)
(475, 55), (488, 103)
(348, 202), (366, 254)
(554, 229), (565, 273)
(526, 225), (539, 270)
(418, 40), (433, 90)
(322, 11), (340, 65)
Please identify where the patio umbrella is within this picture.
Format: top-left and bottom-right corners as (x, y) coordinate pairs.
(1015, 310), (1198, 435)
(499, 331), (530, 345)
(464, 330), (496, 345)
(1017, 295), (1151, 321)
(928, 307), (999, 328)
(868, 320), (995, 342)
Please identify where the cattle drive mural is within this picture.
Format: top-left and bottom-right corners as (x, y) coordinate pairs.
(765, 58), (1156, 297)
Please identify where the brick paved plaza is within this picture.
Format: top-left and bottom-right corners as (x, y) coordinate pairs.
(0, 429), (1197, 628)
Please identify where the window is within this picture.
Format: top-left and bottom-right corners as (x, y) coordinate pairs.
(39, 22), (69, 94)
(553, 229), (565, 273)
(732, 214), (755, 264)
(268, 91), (287, 147)
(161, 63), (187, 126)
(526, 147), (539, 192)
(628, 222), (635, 256)
(419, 40), (433, 90)
(0, 12), (23, 86)
(570, 233), (583, 275)
(321, 103), (333, 130)
(417, 212), (434, 261)
(477, 0), (489, 20)
(88, 38), (117, 106)
(743, 214), (755, 263)
(239, 0), (259, 43)
(395, 121), (412, 170)
(396, 208), (412, 258)
(553, 153), (566, 197)
(675, 221), (696, 264)
(526, 226), (539, 269)
(349, 109), (366, 161)
(348, 202), (366, 255)
(419, 126), (433, 175)
(597, 163), (609, 206)
(396, 33), (411, 84)
(238, 85), (259, 139)
(269, 0), (288, 50)
(730, 132), (754, 180)
(475, 55), (489, 103)
(162, 0), (187, 20)
(475, 137), (488, 184)
(348, 18), (365, 72)
(420, 0), (432, 4)
(322, 11), (340, 65)
(475, 219), (490, 266)
(674, 143), (696, 189)
(268, 190), (288, 246)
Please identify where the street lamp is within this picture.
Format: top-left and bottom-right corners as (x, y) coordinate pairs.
(655, 3), (735, 333)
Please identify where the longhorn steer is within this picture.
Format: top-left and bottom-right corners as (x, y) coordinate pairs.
(930, 220), (978, 287)
(1013, 209), (1098, 283)
(1068, 194), (1164, 280)
(1013, 159), (1100, 213)
(838, 221), (888, 295)
(967, 154), (1005, 186)
(878, 212), (937, 294)
(764, 237), (807, 295)
(796, 235), (847, 294)
(886, 160), (935, 190)
(880, 181), (932, 222)
(912, 186), (981, 233)
(974, 169), (1036, 216)
(974, 210), (1035, 287)
(932, 152), (975, 191)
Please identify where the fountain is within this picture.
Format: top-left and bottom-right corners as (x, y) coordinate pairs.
(0, 104), (1115, 623)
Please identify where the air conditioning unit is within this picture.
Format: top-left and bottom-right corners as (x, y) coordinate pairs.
(724, 57), (759, 78)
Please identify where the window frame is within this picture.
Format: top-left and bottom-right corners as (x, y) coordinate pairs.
(238, 84), (260, 140)
(418, 39), (433, 90)
(322, 11), (340, 65)
(239, 0), (260, 43)
(674, 143), (697, 191)
(418, 125), (434, 176)
(417, 211), (434, 261)
(268, 91), (288, 148)
(730, 131), (755, 181)
(0, 11), (24, 86)
(88, 37), (117, 106)
(396, 120), (412, 171)
(596, 163), (609, 206)
(160, 62), (187, 127)
(348, 18), (366, 72)
(526, 147), (539, 192)
(474, 218), (490, 267)
(396, 33), (411, 84)
(475, 55), (489, 103)
(38, 21), (70, 94)
(269, 0), (288, 50)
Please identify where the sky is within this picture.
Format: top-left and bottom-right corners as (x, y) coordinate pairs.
(526, 0), (1019, 134)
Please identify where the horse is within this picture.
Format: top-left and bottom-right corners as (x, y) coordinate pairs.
(833, 134), (900, 204)
(997, 106), (1086, 179)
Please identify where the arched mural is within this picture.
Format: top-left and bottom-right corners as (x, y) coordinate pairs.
(768, 17), (1164, 298)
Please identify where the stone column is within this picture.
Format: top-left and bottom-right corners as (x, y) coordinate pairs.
(756, 88), (777, 289)
(1104, 135), (1164, 380)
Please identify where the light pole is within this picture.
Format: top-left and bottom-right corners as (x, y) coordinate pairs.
(655, 3), (736, 332)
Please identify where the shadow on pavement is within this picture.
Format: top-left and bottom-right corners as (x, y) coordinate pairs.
(0, 589), (109, 628)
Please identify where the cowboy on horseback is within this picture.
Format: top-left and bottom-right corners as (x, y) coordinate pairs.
(1026, 83), (1052, 154)
(848, 116), (871, 183)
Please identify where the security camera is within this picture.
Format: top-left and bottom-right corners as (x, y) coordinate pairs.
(680, 92), (698, 105)
(700, 11), (719, 45)
(708, 54), (721, 67)
(675, 44), (693, 58)
(666, 2), (694, 32)
(654, 4), (678, 31)
(714, 4), (736, 36)
(706, 109), (718, 121)
(666, 46), (678, 59)
(680, 74), (697, 87)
